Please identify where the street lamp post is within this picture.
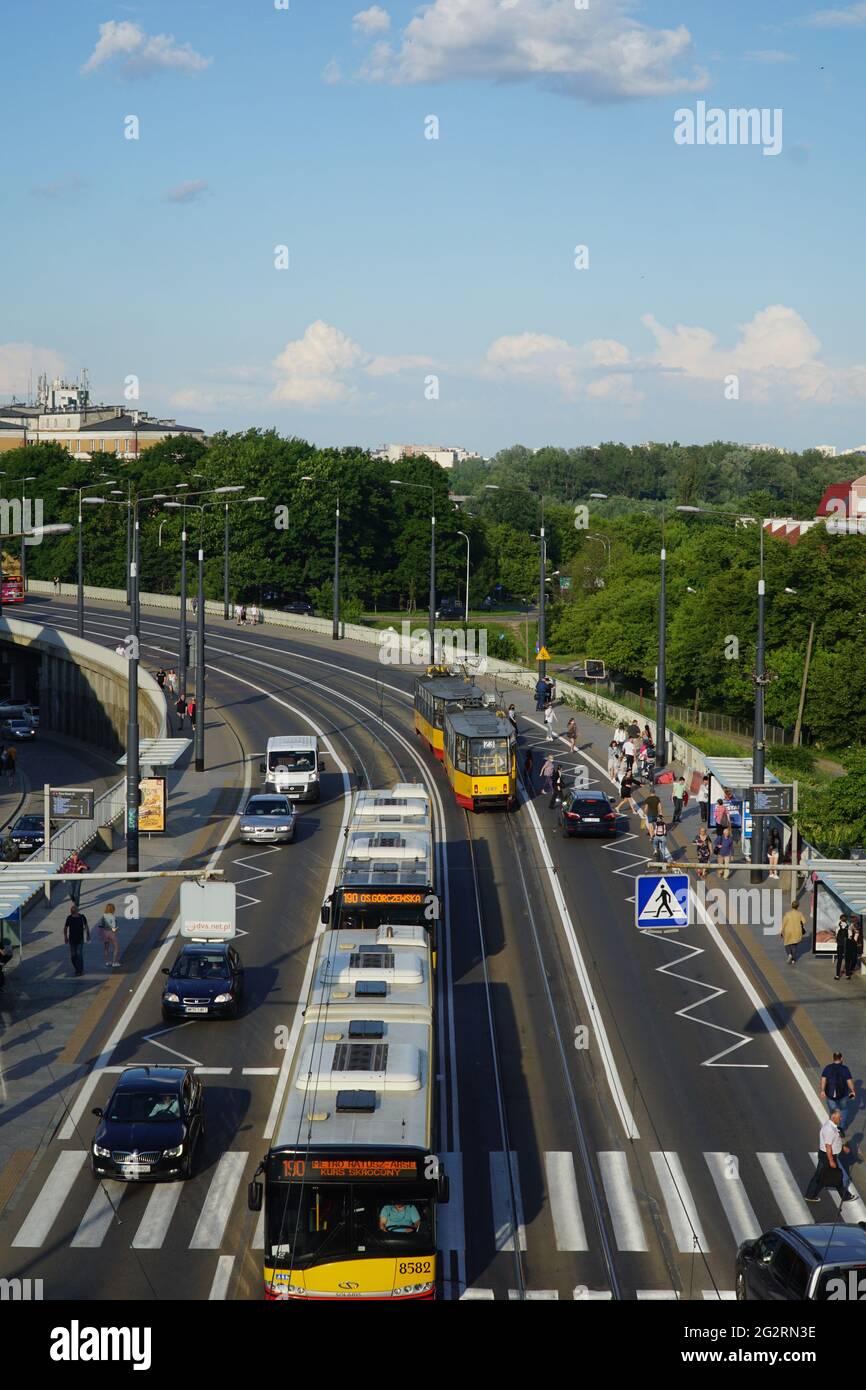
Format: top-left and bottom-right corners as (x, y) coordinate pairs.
(457, 531), (470, 622)
(127, 493), (141, 872)
(18, 476), (36, 590)
(390, 480), (436, 659)
(657, 529), (667, 770)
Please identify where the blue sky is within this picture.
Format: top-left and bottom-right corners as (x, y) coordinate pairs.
(2, 0), (865, 453)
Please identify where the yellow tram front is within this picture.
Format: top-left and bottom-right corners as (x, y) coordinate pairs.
(443, 706), (516, 811)
(413, 668), (486, 761)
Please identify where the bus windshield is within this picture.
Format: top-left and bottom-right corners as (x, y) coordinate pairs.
(266, 1185), (432, 1267)
(468, 737), (510, 777)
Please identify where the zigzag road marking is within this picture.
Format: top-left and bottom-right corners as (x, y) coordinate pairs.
(229, 847), (278, 913)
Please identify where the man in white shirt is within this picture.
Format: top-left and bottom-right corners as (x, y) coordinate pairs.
(622, 737), (635, 772)
(805, 1109), (856, 1201)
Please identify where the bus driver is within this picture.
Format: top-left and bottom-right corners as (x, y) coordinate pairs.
(379, 1200), (421, 1233)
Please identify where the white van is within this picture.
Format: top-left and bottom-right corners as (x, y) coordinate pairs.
(260, 735), (323, 801)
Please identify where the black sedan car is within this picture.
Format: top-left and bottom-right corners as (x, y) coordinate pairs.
(736, 1223), (866, 1300)
(91, 1066), (204, 1182)
(560, 788), (620, 837)
(8, 814), (52, 853)
(161, 941), (244, 1021)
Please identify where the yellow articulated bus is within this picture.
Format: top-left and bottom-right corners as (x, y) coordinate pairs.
(413, 667), (487, 761)
(443, 706), (517, 811)
(248, 925), (449, 1301)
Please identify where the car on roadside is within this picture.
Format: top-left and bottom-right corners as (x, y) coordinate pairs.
(238, 793), (296, 844)
(560, 788), (620, 837)
(281, 600), (314, 616)
(436, 597), (464, 620)
(161, 941), (245, 1021)
(8, 814), (51, 853)
(90, 1065), (205, 1182)
(736, 1223), (866, 1300)
(1, 718), (35, 741)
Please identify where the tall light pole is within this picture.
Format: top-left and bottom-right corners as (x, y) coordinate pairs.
(58, 478), (117, 638)
(657, 517), (667, 770)
(301, 476), (341, 640)
(17, 476), (36, 590)
(457, 531), (470, 621)
(391, 479), (436, 659)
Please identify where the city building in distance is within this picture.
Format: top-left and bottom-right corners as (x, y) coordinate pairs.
(373, 443), (481, 470)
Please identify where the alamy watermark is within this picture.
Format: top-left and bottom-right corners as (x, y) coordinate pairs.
(378, 622), (488, 671)
(674, 101), (783, 157)
(0, 497), (44, 544)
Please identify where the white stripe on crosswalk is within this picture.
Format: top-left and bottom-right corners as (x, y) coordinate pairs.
(132, 1181), (184, 1249)
(704, 1152), (761, 1245)
(12, 1150), (87, 1247)
(651, 1152), (708, 1254)
(599, 1151), (647, 1251)
(71, 1183), (122, 1248)
(461, 1288), (495, 1299)
(573, 1288), (613, 1300)
(702, 1290), (736, 1300)
(509, 1289), (559, 1299)
(252, 1207), (264, 1250)
(637, 1289), (679, 1299)
(489, 1152), (526, 1252)
(189, 1152), (248, 1250)
(758, 1152), (813, 1225)
(209, 1255), (235, 1300)
(544, 1151), (587, 1251)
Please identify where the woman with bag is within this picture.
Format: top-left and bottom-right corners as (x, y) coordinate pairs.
(694, 826), (711, 879)
(97, 902), (120, 968)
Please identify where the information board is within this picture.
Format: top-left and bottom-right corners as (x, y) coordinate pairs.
(49, 788), (94, 820)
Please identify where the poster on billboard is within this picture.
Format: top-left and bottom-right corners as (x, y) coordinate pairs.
(139, 777), (166, 832)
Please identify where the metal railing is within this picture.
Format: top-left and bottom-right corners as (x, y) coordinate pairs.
(0, 776), (128, 915)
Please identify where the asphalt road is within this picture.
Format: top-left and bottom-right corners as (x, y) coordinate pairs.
(0, 594), (850, 1302)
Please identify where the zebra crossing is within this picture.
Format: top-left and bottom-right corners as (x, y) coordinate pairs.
(7, 1142), (863, 1273)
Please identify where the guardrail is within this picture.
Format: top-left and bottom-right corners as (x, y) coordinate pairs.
(1, 776), (127, 915)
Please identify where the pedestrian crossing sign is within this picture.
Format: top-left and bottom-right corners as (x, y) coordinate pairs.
(635, 874), (690, 930)
(536, 646), (550, 661)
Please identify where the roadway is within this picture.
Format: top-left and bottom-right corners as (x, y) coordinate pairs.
(0, 593), (848, 1302)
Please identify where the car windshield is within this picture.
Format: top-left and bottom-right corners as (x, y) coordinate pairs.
(173, 953), (229, 980)
(268, 752), (314, 771)
(246, 799), (291, 817)
(107, 1091), (181, 1122)
(15, 817), (42, 831)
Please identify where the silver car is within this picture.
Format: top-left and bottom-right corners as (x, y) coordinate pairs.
(238, 793), (295, 844)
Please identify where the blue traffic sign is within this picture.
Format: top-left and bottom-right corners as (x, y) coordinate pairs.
(635, 873), (690, 929)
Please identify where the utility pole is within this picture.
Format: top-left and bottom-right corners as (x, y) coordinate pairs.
(195, 527), (205, 771)
(751, 527), (766, 885)
(656, 542), (667, 768)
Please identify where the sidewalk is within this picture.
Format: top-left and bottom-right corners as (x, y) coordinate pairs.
(503, 684), (866, 1109)
(0, 703), (246, 1210)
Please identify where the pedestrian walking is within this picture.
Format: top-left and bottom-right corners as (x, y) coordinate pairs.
(767, 827), (782, 879)
(506, 704), (518, 737)
(167, 668), (178, 696)
(670, 773), (686, 825)
(694, 826), (711, 879)
(565, 716), (577, 753)
(543, 704), (555, 742)
(805, 1110), (856, 1202)
(717, 827), (734, 879)
(713, 799), (731, 833)
(820, 1051), (856, 1123)
(249, 603), (259, 624)
(549, 763), (563, 809)
(53, 575), (61, 595)
(834, 915), (848, 980)
(780, 900), (806, 966)
(845, 921), (862, 980)
(155, 667), (166, 689)
(62, 850), (90, 906)
(622, 736), (635, 772)
(643, 788), (661, 838)
(523, 750), (534, 791)
(187, 697), (196, 730)
(191, 596), (198, 615)
(615, 769), (639, 816)
(607, 740), (620, 781)
(613, 723), (626, 750)
(651, 814), (671, 862)
(543, 675), (554, 707)
(97, 902), (120, 968)
(534, 677), (546, 713)
(540, 754), (555, 795)
(697, 775), (710, 824)
(64, 904), (90, 977)
(176, 694), (186, 730)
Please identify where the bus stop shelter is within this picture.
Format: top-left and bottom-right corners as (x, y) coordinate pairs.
(0, 865), (58, 959)
(803, 858), (866, 960)
(702, 757), (785, 862)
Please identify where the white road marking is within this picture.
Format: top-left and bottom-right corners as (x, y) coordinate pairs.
(489, 1151), (526, 1252)
(208, 1254), (235, 1300)
(509, 1289), (559, 1299)
(598, 1151), (647, 1251)
(252, 1207), (264, 1249)
(702, 1289), (737, 1300)
(637, 1289), (679, 1299)
(71, 1183), (122, 1248)
(544, 1151), (588, 1251)
(189, 1151), (248, 1249)
(573, 1287), (613, 1300)
(651, 1151), (708, 1254)
(704, 1152), (761, 1244)
(12, 1150), (87, 1247)
(132, 1182), (184, 1249)
(241, 1067), (280, 1076)
(461, 1288), (495, 1299)
(758, 1152), (813, 1225)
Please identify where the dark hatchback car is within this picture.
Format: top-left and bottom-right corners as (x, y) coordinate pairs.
(737, 1223), (866, 1300)
(9, 814), (52, 853)
(560, 788), (620, 837)
(282, 600), (314, 616)
(162, 941), (244, 1021)
(91, 1066), (204, 1182)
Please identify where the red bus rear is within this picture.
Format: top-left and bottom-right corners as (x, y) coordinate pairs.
(2, 576), (25, 603)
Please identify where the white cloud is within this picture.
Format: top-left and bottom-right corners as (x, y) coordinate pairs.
(641, 305), (820, 380)
(322, 59), (343, 85)
(483, 330), (634, 399)
(272, 322), (368, 405)
(353, 0), (708, 101)
(366, 353), (435, 376)
(353, 6), (391, 35)
(81, 20), (211, 77)
(0, 342), (66, 396)
(799, 1), (866, 25)
(744, 49), (797, 62)
(162, 180), (210, 203)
